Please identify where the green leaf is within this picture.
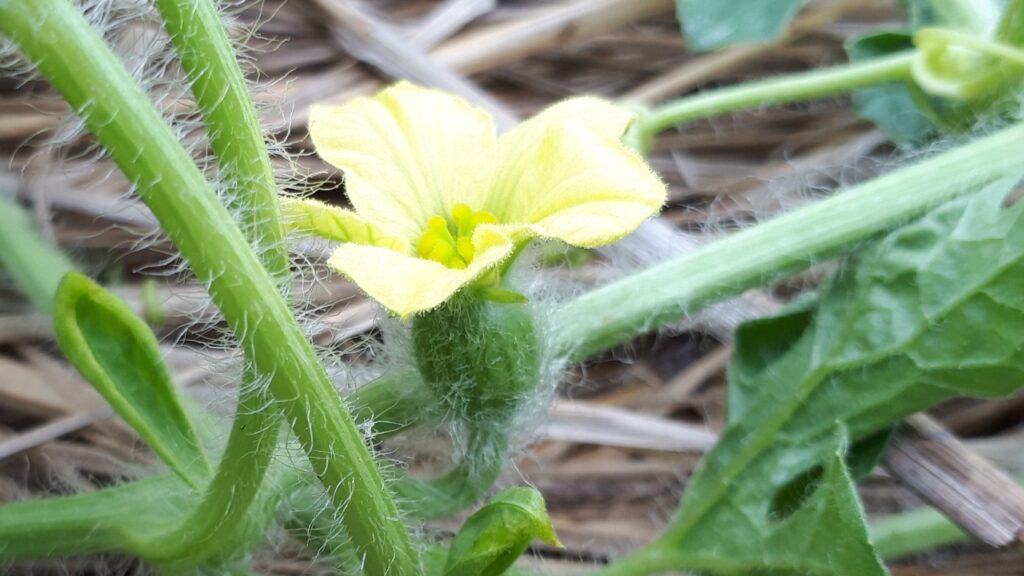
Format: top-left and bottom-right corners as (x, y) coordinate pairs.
(444, 487), (561, 576)
(730, 298), (895, 480)
(677, 0), (805, 52)
(727, 294), (816, 425)
(902, 0), (1002, 34)
(845, 426), (895, 480)
(652, 174), (1024, 574)
(901, 0), (940, 29)
(845, 32), (935, 146)
(54, 272), (210, 486)
(998, 0), (1024, 45)
(762, 430), (886, 575)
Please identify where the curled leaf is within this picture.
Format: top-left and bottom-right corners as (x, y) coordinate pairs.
(444, 487), (561, 576)
(911, 27), (1024, 100)
(54, 272), (210, 486)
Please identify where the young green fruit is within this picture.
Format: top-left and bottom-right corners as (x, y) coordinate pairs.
(412, 299), (539, 422)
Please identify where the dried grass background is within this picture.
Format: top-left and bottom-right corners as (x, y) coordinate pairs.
(0, 0), (1022, 574)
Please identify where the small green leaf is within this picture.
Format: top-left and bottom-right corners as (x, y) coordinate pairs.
(444, 487), (561, 576)
(54, 272), (210, 486)
(677, 0), (805, 52)
(845, 32), (935, 146)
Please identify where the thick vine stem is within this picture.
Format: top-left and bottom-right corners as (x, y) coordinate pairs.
(151, 0), (289, 565)
(626, 52), (914, 154)
(556, 119), (1024, 361)
(0, 1), (418, 574)
(0, 474), (193, 561)
(153, 0), (288, 276)
(0, 373), (436, 562)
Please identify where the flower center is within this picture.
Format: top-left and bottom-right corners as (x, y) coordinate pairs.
(416, 204), (497, 269)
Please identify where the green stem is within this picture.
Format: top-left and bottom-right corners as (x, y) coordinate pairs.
(628, 53), (914, 153)
(392, 425), (509, 519)
(870, 507), (969, 559)
(0, 2), (417, 574)
(348, 368), (437, 438)
(153, 0), (288, 277)
(0, 191), (74, 314)
(153, 388), (281, 567)
(0, 474), (192, 560)
(556, 119), (1024, 361)
(592, 547), (736, 576)
(871, 473), (1022, 559)
(150, 0), (289, 565)
(0, 374), (436, 563)
(595, 504), (977, 576)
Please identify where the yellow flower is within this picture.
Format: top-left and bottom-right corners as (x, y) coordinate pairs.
(284, 82), (665, 317)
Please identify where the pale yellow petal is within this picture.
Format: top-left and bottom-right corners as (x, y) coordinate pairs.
(328, 227), (514, 317)
(489, 97), (636, 220)
(494, 109), (665, 248)
(279, 197), (408, 251)
(309, 83), (497, 240)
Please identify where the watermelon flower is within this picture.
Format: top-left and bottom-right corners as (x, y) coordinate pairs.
(284, 82), (665, 317)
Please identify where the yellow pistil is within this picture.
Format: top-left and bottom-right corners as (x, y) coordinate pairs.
(416, 204), (498, 269)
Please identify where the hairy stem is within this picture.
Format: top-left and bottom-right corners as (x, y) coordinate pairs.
(0, 474), (191, 561)
(0, 1), (418, 574)
(628, 53), (914, 153)
(0, 373), (435, 562)
(151, 0), (289, 565)
(153, 0), (288, 275)
(392, 425), (509, 520)
(557, 120), (1024, 360)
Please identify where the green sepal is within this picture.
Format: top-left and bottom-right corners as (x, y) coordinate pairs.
(477, 286), (529, 304)
(53, 272), (210, 486)
(443, 487), (561, 576)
